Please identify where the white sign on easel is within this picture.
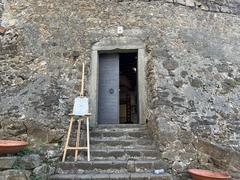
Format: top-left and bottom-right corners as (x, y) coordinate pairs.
(73, 96), (89, 116)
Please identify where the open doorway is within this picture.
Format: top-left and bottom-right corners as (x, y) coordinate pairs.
(98, 51), (138, 124)
(90, 37), (147, 126)
(119, 53), (138, 124)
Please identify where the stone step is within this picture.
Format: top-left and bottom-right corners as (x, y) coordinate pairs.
(53, 124), (172, 179)
(91, 131), (150, 139)
(70, 133), (151, 141)
(90, 139), (154, 147)
(56, 160), (168, 174)
(50, 172), (172, 180)
(69, 135), (152, 145)
(95, 124), (146, 129)
(92, 127), (147, 133)
(90, 145), (157, 150)
(90, 149), (159, 160)
(64, 148), (159, 161)
(92, 127), (147, 132)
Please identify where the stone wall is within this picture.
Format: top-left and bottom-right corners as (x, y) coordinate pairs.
(114, 0), (240, 15)
(167, 0), (240, 15)
(0, 0), (240, 179)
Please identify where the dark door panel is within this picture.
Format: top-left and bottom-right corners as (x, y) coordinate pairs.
(98, 53), (119, 124)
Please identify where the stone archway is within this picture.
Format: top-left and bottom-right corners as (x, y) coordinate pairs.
(89, 37), (146, 126)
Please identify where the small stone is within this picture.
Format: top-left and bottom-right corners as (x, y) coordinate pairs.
(165, 0), (174, 3)
(201, 5), (209, 11)
(172, 161), (187, 172)
(127, 160), (135, 172)
(158, 91), (169, 98)
(72, 51), (80, 59)
(48, 166), (56, 175)
(20, 154), (41, 170)
(185, 0), (195, 7)
(33, 164), (48, 179)
(162, 151), (177, 161)
(0, 26), (6, 35)
(174, 80), (184, 88)
(46, 149), (61, 159)
(0, 157), (17, 170)
(27, 126), (48, 142)
(163, 60), (179, 71)
(176, 0), (185, 5)
(172, 97), (184, 102)
(220, 6), (231, 13)
(48, 129), (64, 143)
(215, 64), (232, 73)
(33, 164), (48, 174)
(180, 71), (188, 78)
(198, 152), (210, 164)
(189, 78), (203, 88)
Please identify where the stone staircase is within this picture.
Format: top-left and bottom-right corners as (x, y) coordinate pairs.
(50, 124), (172, 180)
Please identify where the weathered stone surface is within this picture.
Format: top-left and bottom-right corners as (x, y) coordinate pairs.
(176, 0), (185, 5)
(0, 157), (17, 170)
(33, 164), (48, 180)
(20, 154), (41, 170)
(26, 121), (64, 143)
(173, 80), (183, 88)
(185, 0), (195, 7)
(0, 170), (30, 180)
(45, 149), (61, 160)
(0, 0), (240, 178)
(0, 26), (6, 34)
(162, 60), (179, 71)
(189, 78), (203, 88)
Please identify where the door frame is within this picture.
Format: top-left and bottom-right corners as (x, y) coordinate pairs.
(89, 37), (146, 126)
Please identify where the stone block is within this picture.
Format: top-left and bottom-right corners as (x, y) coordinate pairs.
(165, 0), (174, 3)
(189, 78), (203, 88)
(27, 126), (48, 142)
(33, 164), (48, 179)
(162, 60), (179, 71)
(0, 157), (17, 170)
(20, 154), (41, 170)
(92, 160), (114, 170)
(193, 139), (233, 168)
(112, 160), (127, 169)
(91, 173), (110, 180)
(0, 26), (6, 34)
(174, 80), (184, 88)
(47, 129), (65, 143)
(110, 173), (130, 179)
(127, 160), (135, 172)
(0, 170), (29, 180)
(176, 0), (185, 5)
(185, 0), (195, 7)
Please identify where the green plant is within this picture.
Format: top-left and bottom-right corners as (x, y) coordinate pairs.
(11, 148), (30, 169)
(225, 79), (238, 88)
(17, 148), (30, 157)
(30, 175), (41, 180)
(11, 155), (22, 170)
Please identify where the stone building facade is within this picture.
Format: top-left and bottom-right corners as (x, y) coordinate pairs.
(0, 0), (240, 179)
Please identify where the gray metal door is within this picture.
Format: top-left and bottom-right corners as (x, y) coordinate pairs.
(98, 53), (119, 124)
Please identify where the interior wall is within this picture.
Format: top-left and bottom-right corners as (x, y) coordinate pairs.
(119, 52), (138, 124)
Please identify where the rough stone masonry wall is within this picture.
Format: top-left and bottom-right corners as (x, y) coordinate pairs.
(0, 0), (240, 179)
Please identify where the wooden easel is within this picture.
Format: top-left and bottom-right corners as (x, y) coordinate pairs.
(62, 63), (91, 162)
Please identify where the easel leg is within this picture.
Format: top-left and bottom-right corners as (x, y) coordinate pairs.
(87, 117), (90, 161)
(75, 119), (81, 161)
(62, 116), (74, 162)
